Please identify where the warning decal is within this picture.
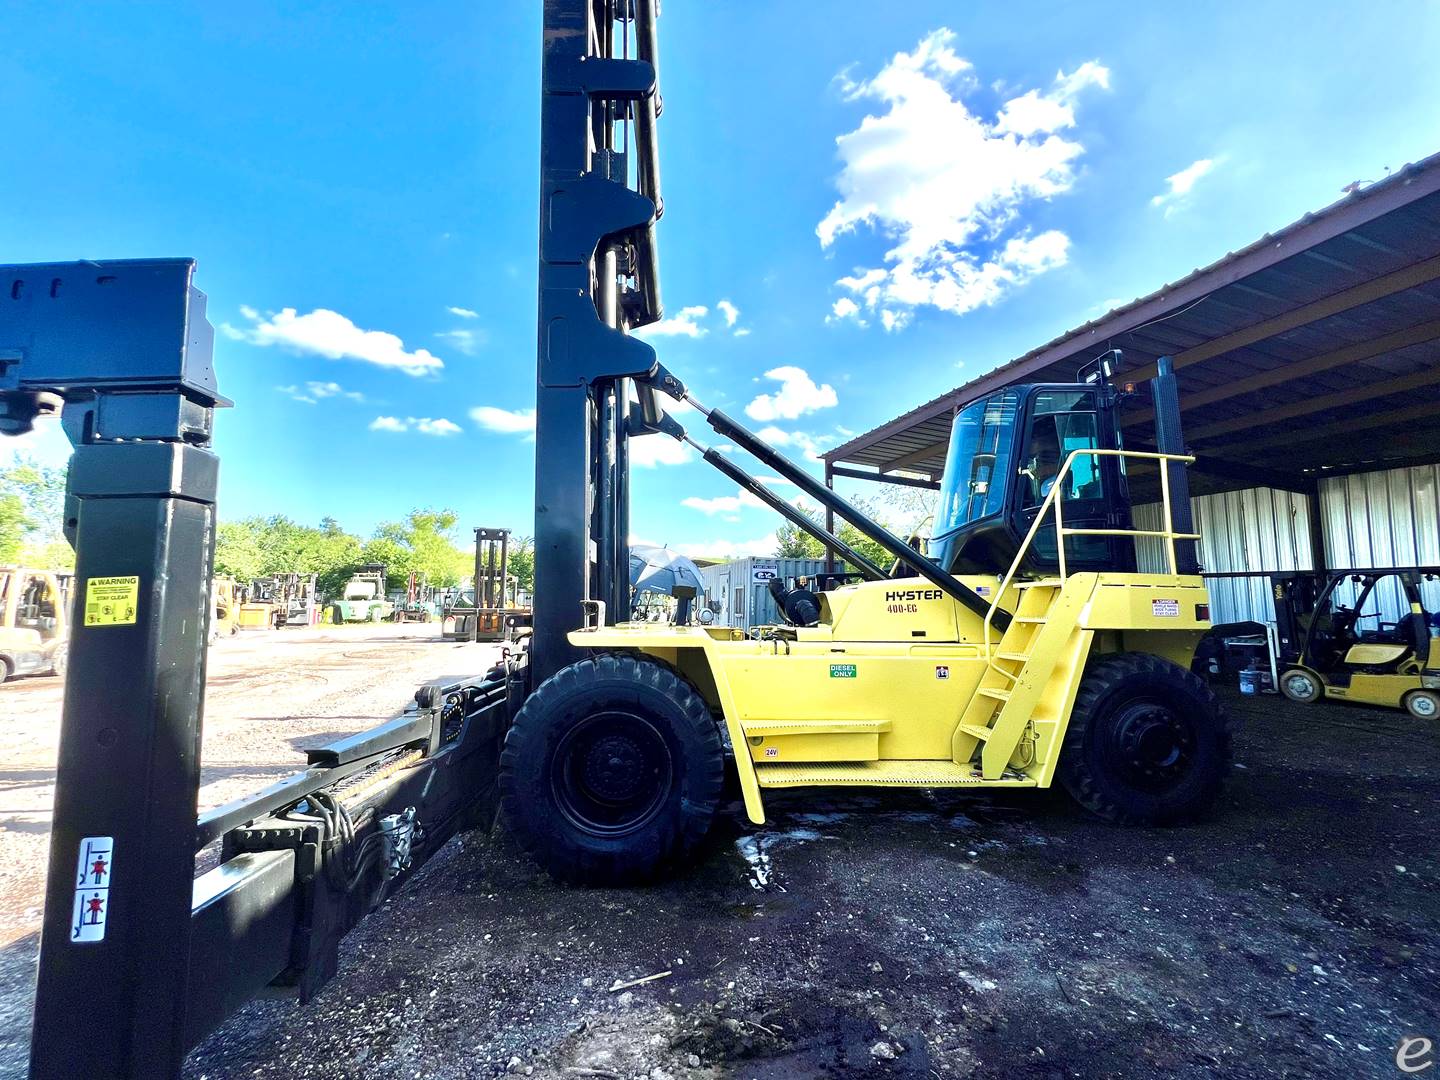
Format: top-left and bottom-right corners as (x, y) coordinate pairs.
(84, 576), (140, 627)
(1151, 598), (1181, 618)
(71, 836), (114, 943)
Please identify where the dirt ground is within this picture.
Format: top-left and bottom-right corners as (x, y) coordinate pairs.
(3, 670), (1438, 1079)
(0, 623), (504, 1078)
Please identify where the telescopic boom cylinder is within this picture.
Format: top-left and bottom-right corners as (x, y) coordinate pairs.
(687, 438), (889, 581)
(681, 396), (1003, 626)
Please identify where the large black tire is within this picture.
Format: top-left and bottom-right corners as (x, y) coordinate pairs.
(1059, 652), (1232, 825)
(499, 653), (724, 885)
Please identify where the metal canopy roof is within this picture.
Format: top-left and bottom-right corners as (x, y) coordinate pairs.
(824, 151), (1440, 497)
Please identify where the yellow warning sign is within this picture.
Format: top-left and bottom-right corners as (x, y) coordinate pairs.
(84, 576), (140, 627)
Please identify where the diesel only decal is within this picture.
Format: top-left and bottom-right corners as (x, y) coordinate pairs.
(830, 663), (857, 678)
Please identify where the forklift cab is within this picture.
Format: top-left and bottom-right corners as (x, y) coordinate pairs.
(929, 383), (1137, 578)
(1279, 569), (1440, 719)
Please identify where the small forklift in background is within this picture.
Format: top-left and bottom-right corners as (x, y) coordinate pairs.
(332, 563), (394, 622)
(443, 527), (533, 642)
(1275, 567), (1440, 718)
(0, 566), (69, 679)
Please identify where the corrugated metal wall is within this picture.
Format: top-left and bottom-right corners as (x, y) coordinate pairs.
(1320, 464), (1440, 619)
(1135, 488), (1314, 624)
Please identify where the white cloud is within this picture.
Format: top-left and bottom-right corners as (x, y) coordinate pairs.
(757, 425), (834, 462)
(635, 305), (709, 338)
(828, 297), (863, 326)
(435, 327), (486, 356)
(470, 405), (536, 436)
(277, 380), (366, 405)
(1151, 158), (1218, 218)
(635, 300), (751, 339)
(672, 533), (779, 560)
(447, 306), (479, 319)
(681, 487), (769, 515)
(818, 29), (1108, 327)
(222, 307), (444, 375)
(628, 435), (694, 468)
(745, 366), (838, 422)
(369, 415), (462, 436)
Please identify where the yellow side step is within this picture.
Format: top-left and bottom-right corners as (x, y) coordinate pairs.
(755, 760), (1036, 788)
(957, 723), (995, 741)
(978, 687), (1011, 701)
(741, 718), (891, 737)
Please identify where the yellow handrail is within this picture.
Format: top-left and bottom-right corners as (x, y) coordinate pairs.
(981, 448), (1201, 681)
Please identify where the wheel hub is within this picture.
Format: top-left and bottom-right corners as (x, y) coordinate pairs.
(551, 710), (674, 838)
(1284, 673), (1315, 699)
(583, 734), (650, 801)
(1111, 702), (1194, 791)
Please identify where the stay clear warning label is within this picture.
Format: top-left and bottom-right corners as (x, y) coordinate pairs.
(84, 576), (139, 627)
(71, 836), (114, 943)
(1151, 598), (1181, 618)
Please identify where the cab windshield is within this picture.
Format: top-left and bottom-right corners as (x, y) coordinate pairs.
(929, 389), (1020, 567)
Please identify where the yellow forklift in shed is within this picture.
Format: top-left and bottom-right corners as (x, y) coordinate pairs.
(1276, 568), (1440, 718)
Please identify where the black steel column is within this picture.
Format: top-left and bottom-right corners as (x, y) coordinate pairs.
(824, 462), (836, 575)
(30, 435), (217, 1080)
(533, 0), (664, 682)
(1151, 356), (1199, 574)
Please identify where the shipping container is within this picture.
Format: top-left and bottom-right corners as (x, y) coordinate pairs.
(696, 557), (847, 632)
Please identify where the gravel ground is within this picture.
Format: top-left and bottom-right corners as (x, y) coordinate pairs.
(161, 687), (1439, 1080)
(3, 674), (1437, 1079)
(0, 623), (504, 1078)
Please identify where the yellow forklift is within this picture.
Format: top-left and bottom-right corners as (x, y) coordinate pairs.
(0, 566), (69, 680)
(1275, 568), (1440, 718)
(502, 356), (1233, 883)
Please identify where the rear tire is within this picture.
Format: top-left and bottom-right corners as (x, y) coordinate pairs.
(1279, 667), (1323, 704)
(499, 653), (724, 885)
(1403, 689), (1440, 721)
(1059, 652), (1231, 825)
(48, 645), (67, 680)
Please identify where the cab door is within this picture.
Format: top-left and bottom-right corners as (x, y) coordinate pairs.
(1011, 388), (1134, 575)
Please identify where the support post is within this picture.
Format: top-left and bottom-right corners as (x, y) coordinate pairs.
(470, 527), (481, 643)
(1150, 356), (1199, 574)
(824, 462), (836, 576)
(2, 258), (224, 1080)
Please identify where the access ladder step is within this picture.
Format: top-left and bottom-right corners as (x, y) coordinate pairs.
(1013, 616), (1048, 624)
(996, 651), (1030, 662)
(978, 687), (1011, 701)
(755, 760), (1037, 788)
(958, 724), (996, 741)
(741, 718), (891, 737)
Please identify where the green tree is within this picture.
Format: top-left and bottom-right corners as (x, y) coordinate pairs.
(362, 509), (469, 588)
(214, 521), (265, 580)
(0, 493), (29, 563)
(507, 535), (535, 595)
(0, 455), (71, 566)
(773, 498), (894, 570)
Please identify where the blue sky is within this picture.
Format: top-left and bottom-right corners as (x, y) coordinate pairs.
(4, 2), (1439, 557)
